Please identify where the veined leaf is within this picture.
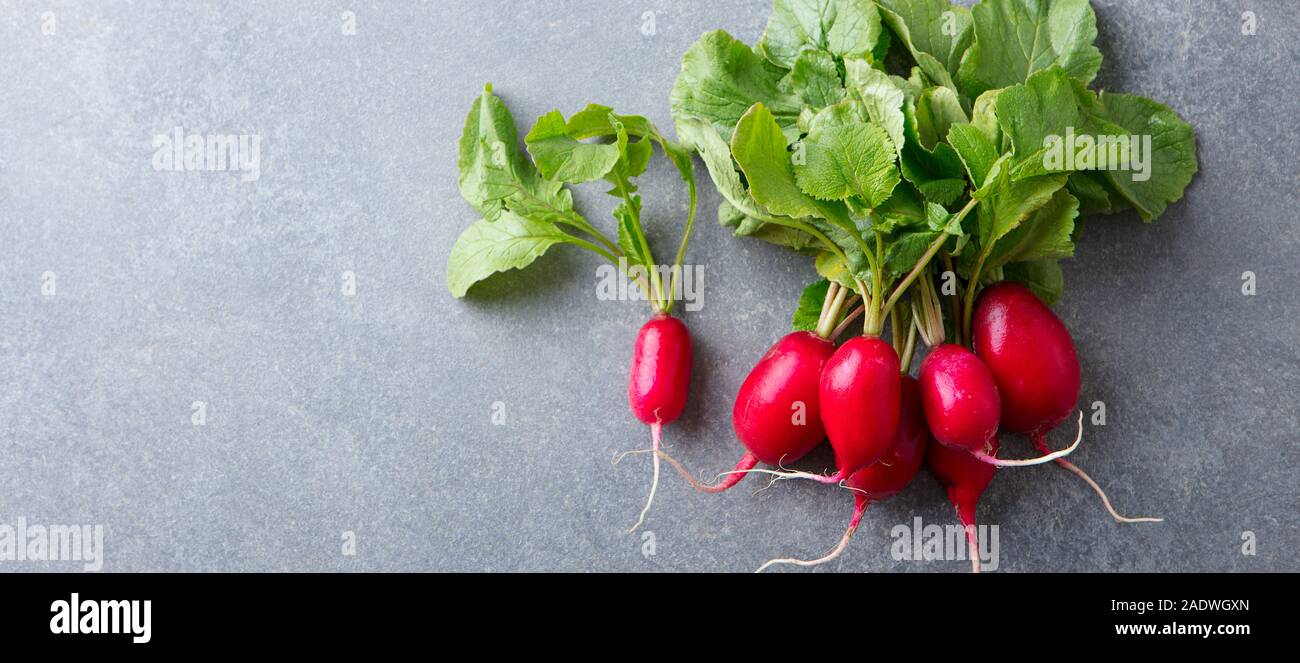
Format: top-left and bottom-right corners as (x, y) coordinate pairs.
(787, 49), (846, 109)
(794, 121), (899, 206)
(1003, 259), (1064, 306)
(1095, 92), (1199, 222)
(876, 0), (974, 91)
(731, 103), (849, 225)
(958, 0), (1102, 99)
(759, 0), (882, 69)
(447, 212), (574, 297)
(524, 110), (621, 184)
(792, 278), (833, 331)
(670, 30), (802, 142)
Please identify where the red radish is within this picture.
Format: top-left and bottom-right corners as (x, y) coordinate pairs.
(819, 336), (901, 478)
(919, 344), (1078, 467)
(757, 376), (927, 572)
(661, 331), (835, 493)
(973, 282), (1161, 523)
(927, 435), (997, 573)
(626, 313), (692, 532)
(732, 331), (837, 466)
(919, 344), (1001, 454)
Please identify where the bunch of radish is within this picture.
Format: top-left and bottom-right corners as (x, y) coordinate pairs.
(448, 0), (1197, 571)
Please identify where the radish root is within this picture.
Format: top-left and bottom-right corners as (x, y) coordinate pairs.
(756, 496), (868, 573)
(720, 467), (846, 485)
(1031, 433), (1164, 523)
(627, 423), (663, 534)
(656, 451), (759, 494)
(969, 411), (1083, 467)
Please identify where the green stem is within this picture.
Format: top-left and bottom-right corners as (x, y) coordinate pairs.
(899, 318), (918, 372)
(663, 171), (698, 316)
(941, 252), (962, 347)
(816, 284), (850, 339)
(880, 197), (978, 315)
(962, 249), (990, 347)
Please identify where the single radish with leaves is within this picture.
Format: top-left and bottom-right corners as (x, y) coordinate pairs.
(447, 85), (701, 531)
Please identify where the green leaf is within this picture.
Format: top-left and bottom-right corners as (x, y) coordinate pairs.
(524, 110), (621, 183)
(1002, 259), (1064, 306)
(843, 60), (907, 153)
(731, 103), (848, 224)
(670, 30), (803, 142)
(976, 172), (1068, 248)
(876, 0), (974, 91)
(995, 67), (1088, 160)
(614, 196), (651, 268)
(958, 0), (1102, 99)
(985, 188), (1078, 270)
(446, 212), (573, 297)
(1095, 92), (1199, 222)
(1068, 170), (1130, 216)
(787, 49), (846, 109)
(914, 86), (968, 151)
(947, 122), (999, 188)
(759, 0), (882, 69)
(457, 85), (568, 221)
(794, 122), (900, 206)
(792, 278), (833, 331)
(884, 229), (941, 277)
(815, 251), (857, 289)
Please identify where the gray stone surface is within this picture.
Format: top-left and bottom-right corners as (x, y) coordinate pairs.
(0, 0), (1295, 572)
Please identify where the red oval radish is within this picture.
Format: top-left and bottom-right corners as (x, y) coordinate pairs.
(757, 376), (927, 573)
(819, 336), (901, 478)
(918, 344), (1001, 454)
(972, 282), (1078, 435)
(927, 435), (998, 573)
(973, 282), (1161, 523)
(732, 331), (836, 466)
(626, 313), (692, 532)
(628, 313), (692, 426)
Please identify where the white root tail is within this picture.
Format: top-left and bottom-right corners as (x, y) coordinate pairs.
(1054, 458), (1165, 524)
(971, 411), (1084, 467)
(627, 423), (663, 534)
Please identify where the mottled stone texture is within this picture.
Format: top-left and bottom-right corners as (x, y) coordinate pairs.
(0, 1), (1294, 571)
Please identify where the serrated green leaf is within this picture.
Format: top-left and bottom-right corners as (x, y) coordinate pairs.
(670, 30), (803, 142)
(524, 110), (621, 184)
(947, 122), (999, 189)
(787, 49), (846, 108)
(759, 0), (882, 69)
(958, 0), (1102, 99)
(1095, 92), (1199, 222)
(877, 0), (973, 92)
(985, 188), (1078, 270)
(447, 212), (573, 297)
(732, 103), (849, 225)
(843, 60), (907, 153)
(794, 122), (899, 206)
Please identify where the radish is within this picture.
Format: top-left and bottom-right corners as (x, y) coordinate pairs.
(927, 435), (997, 573)
(818, 336), (901, 479)
(919, 343), (1078, 467)
(626, 313), (693, 531)
(973, 282), (1161, 523)
(757, 376), (928, 572)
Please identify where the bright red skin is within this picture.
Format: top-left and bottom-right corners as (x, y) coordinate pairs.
(628, 313), (692, 426)
(918, 344), (1001, 452)
(732, 331), (836, 466)
(845, 376), (927, 501)
(973, 282), (1080, 436)
(927, 436), (998, 527)
(820, 336), (901, 477)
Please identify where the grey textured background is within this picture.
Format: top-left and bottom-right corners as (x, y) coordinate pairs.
(1, 0), (1295, 572)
